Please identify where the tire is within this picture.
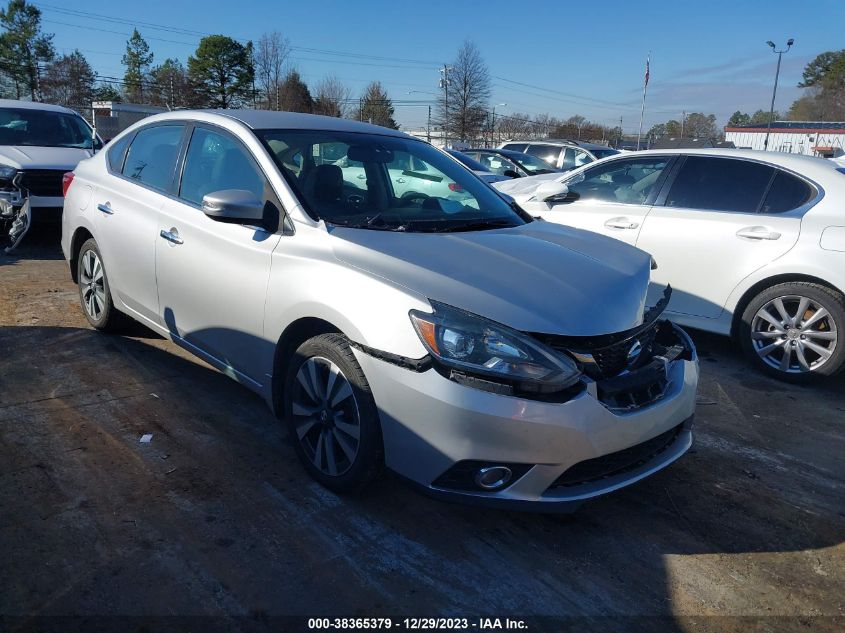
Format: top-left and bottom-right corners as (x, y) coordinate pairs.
(76, 238), (124, 332)
(283, 333), (383, 493)
(739, 281), (845, 381)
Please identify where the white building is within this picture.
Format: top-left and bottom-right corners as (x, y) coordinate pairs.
(724, 121), (845, 158)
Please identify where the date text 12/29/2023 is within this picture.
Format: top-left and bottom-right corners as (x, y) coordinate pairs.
(307, 618), (529, 630)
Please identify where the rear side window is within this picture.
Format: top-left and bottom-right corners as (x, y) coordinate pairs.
(122, 124), (184, 191)
(760, 171), (814, 213)
(501, 143), (526, 152)
(666, 157), (774, 213)
(526, 144), (562, 167)
(106, 134), (131, 173)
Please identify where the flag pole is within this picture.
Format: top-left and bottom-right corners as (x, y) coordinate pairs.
(637, 52), (650, 150)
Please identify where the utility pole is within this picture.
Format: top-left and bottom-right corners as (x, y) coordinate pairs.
(764, 39), (794, 150)
(427, 105), (431, 143)
(680, 111), (686, 138)
(440, 65), (451, 148)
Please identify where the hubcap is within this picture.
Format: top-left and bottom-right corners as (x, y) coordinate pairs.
(290, 356), (360, 476)
(79, 250), (106, 320)
(751, 294), (837, 373)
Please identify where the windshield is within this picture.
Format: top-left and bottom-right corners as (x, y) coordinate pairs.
(591, 148), (620, 159)
(258, 129), (528, 232)
(509, 152), (558, 174)
(0, 107), (99, 149)
(446, 149), (490, 173)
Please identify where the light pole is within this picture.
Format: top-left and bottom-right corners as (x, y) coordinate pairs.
(439, 65), (452, 148)
(491, 103), (506, 147)
(764, 38), (794, 151)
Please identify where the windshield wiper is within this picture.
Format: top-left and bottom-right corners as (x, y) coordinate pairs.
(325, 217), (406, 231)
(424, 218), (516, 233)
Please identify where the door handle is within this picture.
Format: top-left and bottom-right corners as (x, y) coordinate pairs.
(736, 226), (781, 241)
(356, 174), (366, 180)
(604, 217), (639, 230)
(395, 177), (406, 184)
(97, 202), (113, 215)
(159, 228), (183, 245)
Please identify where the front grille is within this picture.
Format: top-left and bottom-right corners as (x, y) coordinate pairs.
(586, 320), (660, 377)
(19, 170), (66, 197)
(549, 422), (684, 489)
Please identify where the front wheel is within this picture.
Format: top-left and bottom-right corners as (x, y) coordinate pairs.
(283, 333), (383, 493)
(739, 282), (845, 381)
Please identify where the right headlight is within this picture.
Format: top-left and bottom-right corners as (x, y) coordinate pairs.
(410, 300), (581, 394)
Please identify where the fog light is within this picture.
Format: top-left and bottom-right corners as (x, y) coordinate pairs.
(474, 466), (512, 490)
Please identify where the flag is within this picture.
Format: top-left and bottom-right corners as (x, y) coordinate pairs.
(644, 56), (650, 87)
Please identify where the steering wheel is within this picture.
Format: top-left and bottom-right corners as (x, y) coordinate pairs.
(400, 191), (429, 205)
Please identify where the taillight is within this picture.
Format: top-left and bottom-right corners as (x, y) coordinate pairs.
(62, 172), (74, 197)
(448, 182), (463, 192)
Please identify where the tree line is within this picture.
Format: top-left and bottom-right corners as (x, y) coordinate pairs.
(0, 0), (841, 145)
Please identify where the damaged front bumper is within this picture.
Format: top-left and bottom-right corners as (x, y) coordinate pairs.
(352, 312), (698, 512)
(0, 189), (32, 253)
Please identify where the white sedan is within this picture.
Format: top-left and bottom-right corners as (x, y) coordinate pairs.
(495, 149), (845, 381)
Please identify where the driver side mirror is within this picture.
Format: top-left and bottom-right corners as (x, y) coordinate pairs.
(202, 189), (265, 222)
(533, 181), (570, 208)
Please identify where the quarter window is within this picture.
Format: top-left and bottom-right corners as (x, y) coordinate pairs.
(761, 170), (813, 213)
(122, 124), (184, 191)
(564, 157), (670, 205)
(179, 127), (265, 206)
(666, 157), (774, 213)
(106, 133), (131, 173)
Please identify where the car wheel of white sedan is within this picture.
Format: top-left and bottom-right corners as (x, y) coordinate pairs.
(77, 238), (123, 332)
(740, 282), (845, 381)
(284, 333), (384, 492)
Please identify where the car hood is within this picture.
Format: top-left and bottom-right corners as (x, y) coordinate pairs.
(329, 220), (652, 336)
(492, 172), (565, 202)
(0, 146), (94, 170)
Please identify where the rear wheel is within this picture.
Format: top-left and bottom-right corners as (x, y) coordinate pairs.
(77, 238), (123, 331)
(739, 282), (845, 381)
(283, 334), (383, 493)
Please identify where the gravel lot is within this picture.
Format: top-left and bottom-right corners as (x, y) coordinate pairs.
(1, 223), (843, 632)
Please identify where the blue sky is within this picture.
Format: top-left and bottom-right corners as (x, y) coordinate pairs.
(40, 0), (845, 134)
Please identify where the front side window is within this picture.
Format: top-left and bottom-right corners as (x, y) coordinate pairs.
(180, 127), (264, 205)
(563, 157), (671, 205)
(0, 107), (100, 149)
(477, 152), (519, 175)
(122, 124), (184, 191)
(259, 129), (527, 232)
(509, 152), (557, 174)
(666, 157), (774, 213)
(760, 170), (814, 213)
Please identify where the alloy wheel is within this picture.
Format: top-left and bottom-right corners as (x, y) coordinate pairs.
(79, 250), (106, 321)
(290, 356), (361, 476)
(751, 294), (837, 373)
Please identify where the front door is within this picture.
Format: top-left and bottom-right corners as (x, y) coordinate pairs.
(537, 156), (674, 246)
(155, 125), (282, 388)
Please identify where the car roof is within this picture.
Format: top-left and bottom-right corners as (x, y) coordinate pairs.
(145, 109), (412, 138)
(616, 148), (843, 180)
(0, 99), (80, 114)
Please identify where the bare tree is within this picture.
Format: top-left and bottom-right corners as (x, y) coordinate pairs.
(255, 31), (290, 110)
(41, 49), (95, 107)
(313, 75), (350, 118)
(438, 40), (491, 144)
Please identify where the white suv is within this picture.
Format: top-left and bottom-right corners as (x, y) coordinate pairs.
(0, 99), (101, 250)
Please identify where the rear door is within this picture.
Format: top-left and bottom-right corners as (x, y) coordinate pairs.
(635, 155), (808, 319)
(93, 122), (185, 327)
(535, 155), (673, 246)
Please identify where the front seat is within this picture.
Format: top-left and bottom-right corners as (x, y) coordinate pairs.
(302, 164), (343, 204)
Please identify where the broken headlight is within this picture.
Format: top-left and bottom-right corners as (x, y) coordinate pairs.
(410, 301), (581, 393)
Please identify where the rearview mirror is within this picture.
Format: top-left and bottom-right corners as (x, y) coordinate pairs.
(347, 144), (395, 163)
(533, 181), (570, 206)
(201, 189), (265, 222)
(503, 169), (520, 178)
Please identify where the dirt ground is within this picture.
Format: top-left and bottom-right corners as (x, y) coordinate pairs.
(1, 223), (843, 633)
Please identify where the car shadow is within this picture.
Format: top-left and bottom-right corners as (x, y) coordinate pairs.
(0, 323), (842, 631)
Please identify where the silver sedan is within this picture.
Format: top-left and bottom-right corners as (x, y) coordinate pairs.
(61, 110), (698, 511)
